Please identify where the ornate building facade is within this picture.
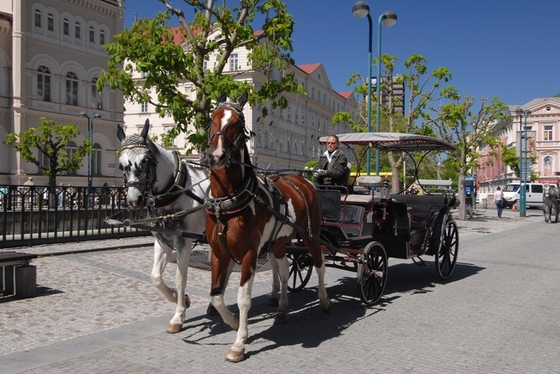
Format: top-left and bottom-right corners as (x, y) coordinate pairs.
(0, 0), (124, 186)
(477, 97), (560, 193)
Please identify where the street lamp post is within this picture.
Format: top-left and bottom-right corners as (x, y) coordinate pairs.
(352, 1), (373, 175)
(353, 2), (397, 176)
(515, 108), (524, 216)
(521, 109), (531, 217)
(375, 10), (397, 176)
(79, 112), (100, 189)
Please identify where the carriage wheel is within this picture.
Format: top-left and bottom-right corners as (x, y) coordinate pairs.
(435, 219), (459, 279)
(287, 252), (313, 292)
(357, 241), (388, 306)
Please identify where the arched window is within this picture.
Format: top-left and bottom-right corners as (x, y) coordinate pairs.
(66, 72), (78, 105)
(89, 26), (95, 43)
(37, 65), (51, 102)
(93, 143), (102, 175)
(92, 78), (101, 109)
(34, 9), (41, 28)
(75, 22), (81, 39)
(100, 30), (105, 45)
(63, 18), (69, 35)
(47, 13), (54, 31)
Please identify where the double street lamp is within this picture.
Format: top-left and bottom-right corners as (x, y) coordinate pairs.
(515, 107), (531, 217)
(352, 1), (397, 175)
(79, 112), (101, 189)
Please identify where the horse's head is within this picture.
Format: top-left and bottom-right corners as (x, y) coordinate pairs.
(117, 119), (159, 208)
(206, 92), (249, 169)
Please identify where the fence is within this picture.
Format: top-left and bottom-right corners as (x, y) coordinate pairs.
(0, 185), (150, 248)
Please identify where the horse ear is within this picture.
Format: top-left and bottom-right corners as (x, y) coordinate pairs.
(117, 123), (126, 142)
(239, 92), (248, 108)
(218, 93), (227, 103)
(146, 137), (158, 155)
(140, 119), (150, 140)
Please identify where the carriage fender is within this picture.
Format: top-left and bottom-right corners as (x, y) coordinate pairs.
(427, 206), (451, 256)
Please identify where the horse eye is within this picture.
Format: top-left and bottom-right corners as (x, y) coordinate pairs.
(118, 164), (123, 170)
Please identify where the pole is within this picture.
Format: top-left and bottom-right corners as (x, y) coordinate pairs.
(520, 110), (531, 217)
(375, 14), (384, 176)
(366, 14), (373, 175)
(88, 117), (93, 189)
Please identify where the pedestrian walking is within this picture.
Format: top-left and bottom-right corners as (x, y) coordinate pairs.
(495, 186), (504, 218)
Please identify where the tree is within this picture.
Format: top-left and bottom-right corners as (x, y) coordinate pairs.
(98, 0), (304, 153)
(427, 92), (509, 220)
(5, 117), (92, 188)
(334, 53), (453, 191)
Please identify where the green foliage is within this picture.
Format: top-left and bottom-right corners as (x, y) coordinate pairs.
(5, 117), (92, 186)
(98, 0), (304, 152)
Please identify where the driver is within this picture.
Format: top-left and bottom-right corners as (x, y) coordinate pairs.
(315, 134), (349, 186)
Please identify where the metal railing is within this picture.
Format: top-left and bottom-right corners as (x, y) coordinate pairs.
(0, 185), (150, 248)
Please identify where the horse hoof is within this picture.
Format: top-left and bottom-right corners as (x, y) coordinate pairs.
(274, 312), (289, 324)
(207, 303), (218, 316)
(165, 323), (183, 334)
(185, 294), (191, 309)
(225, 347), (245, 362)
(321, 300), (332, 315)
(267, 297), (279, 307)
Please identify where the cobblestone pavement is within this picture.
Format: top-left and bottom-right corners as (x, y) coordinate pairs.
(2, 207), (558, 373)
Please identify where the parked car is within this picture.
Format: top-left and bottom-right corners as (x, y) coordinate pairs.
(502, 183), (544, 209)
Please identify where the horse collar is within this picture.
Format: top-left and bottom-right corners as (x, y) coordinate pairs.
(150, 151), (189, 209)
(206, 172), (258, 215)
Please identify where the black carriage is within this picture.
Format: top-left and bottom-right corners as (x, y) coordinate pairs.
(286, 133), (459, 305)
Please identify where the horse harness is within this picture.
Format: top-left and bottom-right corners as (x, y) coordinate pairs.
(106, 145), (207, 240)
(205, 170), (315, 264)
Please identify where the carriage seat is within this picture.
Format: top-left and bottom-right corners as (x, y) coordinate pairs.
(390, 194), (448, 231)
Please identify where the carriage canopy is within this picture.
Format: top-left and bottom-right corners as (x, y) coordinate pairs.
(318, 133), (456, 152)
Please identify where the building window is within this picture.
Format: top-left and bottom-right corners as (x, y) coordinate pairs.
(63, 19), (69, 35)
(39, 151), (50, 169)
(100, 30), (105, 45)
(203, 60), (208, 71)
(75, 22), (81, 39)
(47, 13), (54, 31)
(544, 125), (553, 141)
(34, 10), (41, 28)
(92, 78), (102, 109)
(93, 143), (102, 175)
(37, 65), (51, 102)
(89, 26), (95, 43)
(66, 72), (78, 106)
(141, 101), (149, 112)
(229, 53), (238, 71)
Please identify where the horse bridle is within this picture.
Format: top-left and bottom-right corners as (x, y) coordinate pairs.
(121, 143), (158, 195)
(208, 103), (251, 167)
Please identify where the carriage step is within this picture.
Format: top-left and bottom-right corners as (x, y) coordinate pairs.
(412, 256), (429, 268)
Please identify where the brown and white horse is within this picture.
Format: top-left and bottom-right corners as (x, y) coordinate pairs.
(117, 120), (209, 333)
(205, 93), (331, 362)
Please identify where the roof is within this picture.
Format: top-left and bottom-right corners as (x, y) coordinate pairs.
(297, 63), (321, 74)
(318, 132), (456, 152)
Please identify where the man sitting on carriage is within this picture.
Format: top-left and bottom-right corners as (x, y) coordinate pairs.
(314, 134), (351, 189)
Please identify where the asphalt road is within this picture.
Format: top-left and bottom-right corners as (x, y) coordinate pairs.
(1, 208), (559, 373)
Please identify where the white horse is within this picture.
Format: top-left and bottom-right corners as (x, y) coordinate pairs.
(543, 183), (560, 223)
(117, 120), (209, 333)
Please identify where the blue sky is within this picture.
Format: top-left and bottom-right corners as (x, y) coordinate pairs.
(124, 0), (560, 108)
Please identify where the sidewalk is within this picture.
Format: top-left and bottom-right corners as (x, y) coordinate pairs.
(0, 207), (544, 369)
